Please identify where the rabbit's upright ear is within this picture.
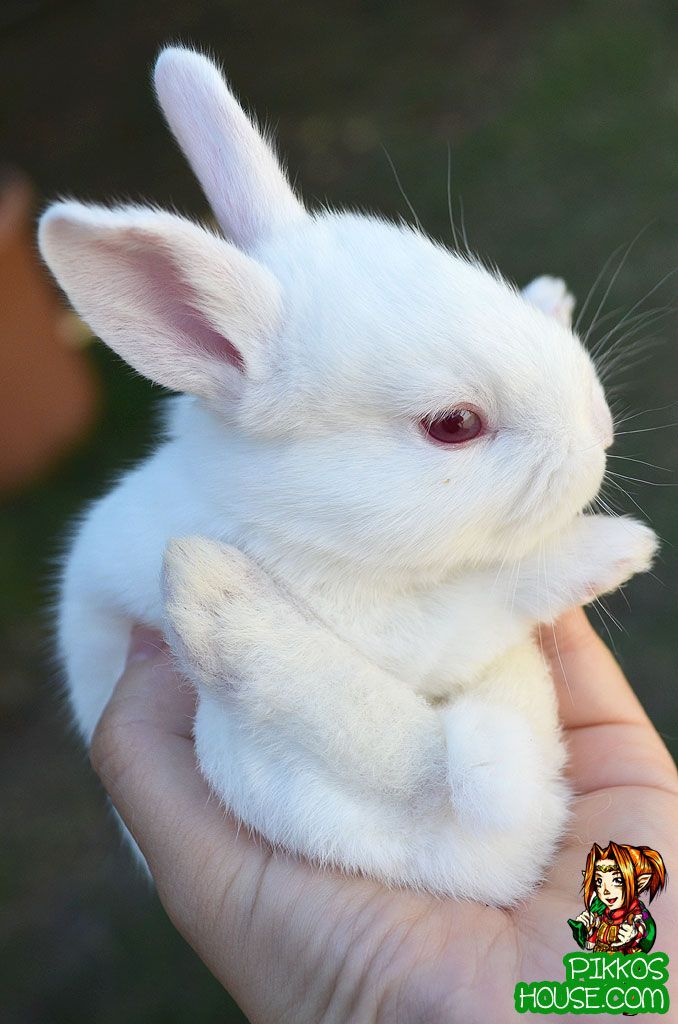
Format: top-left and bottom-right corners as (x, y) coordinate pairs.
(38, 201), (283, 399)
(154, 47), (306, 251)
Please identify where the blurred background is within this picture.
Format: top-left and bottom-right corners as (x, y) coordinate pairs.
(2, 0), (677, 1020)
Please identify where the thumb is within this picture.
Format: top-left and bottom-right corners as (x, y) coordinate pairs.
(539, 608), (678, 802)
(88, 625), (262, 937)
(90, 626), (206, 854)
(537, 606), (650, 731)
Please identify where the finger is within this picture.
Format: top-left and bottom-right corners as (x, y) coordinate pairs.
(539, 610), (678, 796)
(90, 630), (213, 846)
(90, 632), (282, 953)
(536, 607), (650, 730)
(121, 625), (197, 738)
(88, 629), (393, 1020)
(91, 627), (242, 861)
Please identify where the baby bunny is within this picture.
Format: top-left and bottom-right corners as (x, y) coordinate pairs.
(39, 47), (657, 905)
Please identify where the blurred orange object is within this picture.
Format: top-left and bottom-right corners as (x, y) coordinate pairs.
(0, 168), (98, 494)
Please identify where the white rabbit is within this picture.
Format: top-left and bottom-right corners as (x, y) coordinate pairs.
(39, 46), (657, 905)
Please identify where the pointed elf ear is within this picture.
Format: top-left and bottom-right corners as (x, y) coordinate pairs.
(637, 873), (653, 893)
(38, 201), (284, 399)
(154, 46), (306, 251)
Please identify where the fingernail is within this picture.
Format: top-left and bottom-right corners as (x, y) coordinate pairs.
(126, 626), (165, 665)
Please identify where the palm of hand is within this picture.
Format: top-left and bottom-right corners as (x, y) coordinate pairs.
(93, 609), (678, 1024)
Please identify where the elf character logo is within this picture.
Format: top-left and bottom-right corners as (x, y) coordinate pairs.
(568, 841), (667, 955)
(514, 841), (670, 1014)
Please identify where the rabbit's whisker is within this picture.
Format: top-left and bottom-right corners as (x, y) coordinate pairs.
(604, 476), (652, 520)
(607, 454), (673, 474)
(615, 422), (678, 436)
(575, 240), (631, 334)
(446, 144), (462, 255)
(589, 301), (674, 358)
(613, 399), (678, 426)
(381, 145), (424, 234)
(582, 223), (654, 344)
(606, 470), (676, 488)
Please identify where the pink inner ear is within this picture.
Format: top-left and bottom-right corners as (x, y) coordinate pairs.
(114, 236), (246, 372)
(172, 302), (245, 371)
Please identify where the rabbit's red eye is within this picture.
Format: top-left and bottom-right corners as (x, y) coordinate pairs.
(422, 409), (482, 444)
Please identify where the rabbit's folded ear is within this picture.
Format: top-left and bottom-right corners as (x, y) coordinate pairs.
(154, 46), (306, 252)
(38, 201), (283, 399)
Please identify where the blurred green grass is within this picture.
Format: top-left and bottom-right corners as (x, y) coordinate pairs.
(2, 1), (677, 1021)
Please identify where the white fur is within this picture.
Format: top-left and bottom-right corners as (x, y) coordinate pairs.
(40, 47), (657, 905)
(522, 275), (576, 328)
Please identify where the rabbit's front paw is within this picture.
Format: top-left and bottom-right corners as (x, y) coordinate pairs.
(443, 700), (543, 833)
(516, 514), (658, 621)
(162, 536), (281, 688)
(574, 515), (658, 601)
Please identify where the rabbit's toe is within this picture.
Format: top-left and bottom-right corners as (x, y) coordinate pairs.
(164, 536), (254, 604)
(580, 518), (658, 600)
(444, 700), (544, 834)
(162, 536), (267, 688)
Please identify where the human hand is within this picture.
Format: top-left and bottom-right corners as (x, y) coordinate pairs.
(611, 919), (639, 949)
(90, 608), (678, 1023)
(575, 908), (593, 928)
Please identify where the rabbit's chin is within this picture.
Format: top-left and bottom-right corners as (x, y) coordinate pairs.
(506, 454), (608, 556)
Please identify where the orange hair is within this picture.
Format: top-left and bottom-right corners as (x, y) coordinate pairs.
(582, 841), (667, 912)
